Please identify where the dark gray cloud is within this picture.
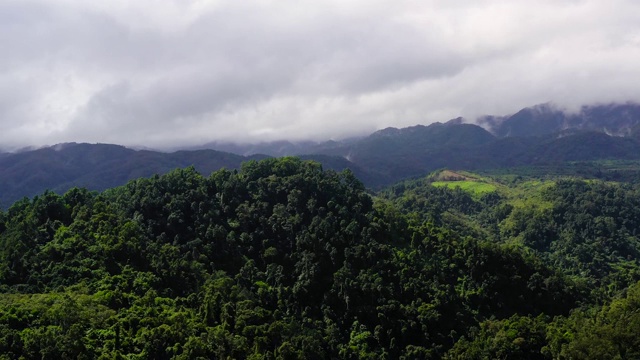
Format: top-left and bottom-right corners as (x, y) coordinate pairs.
(1, 0), (639, 149)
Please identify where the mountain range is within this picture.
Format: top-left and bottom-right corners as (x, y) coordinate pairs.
(1, 102), (640, 206)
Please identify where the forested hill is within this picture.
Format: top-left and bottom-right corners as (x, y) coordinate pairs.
(0, 143), (369, 207)
(1, 158), (639, 358)
(0, 143), (253, 207)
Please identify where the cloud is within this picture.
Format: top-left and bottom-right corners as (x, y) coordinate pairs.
(1, 0), (639, 149)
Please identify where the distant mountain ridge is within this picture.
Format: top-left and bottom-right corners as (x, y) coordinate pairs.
(181, 103), (640, 156)
(0, 143), (250, 206)
(1, 102), (640, 206)
(0, 143), (369, 207)
(478, 102), (640, 138)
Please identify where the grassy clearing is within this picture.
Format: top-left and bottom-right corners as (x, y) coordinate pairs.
(431, 180), (497, 198)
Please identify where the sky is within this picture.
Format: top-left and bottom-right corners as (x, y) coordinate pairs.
(1, 0), (640, 149)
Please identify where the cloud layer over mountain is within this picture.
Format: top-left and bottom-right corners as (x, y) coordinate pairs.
(2, 0), (640, 149)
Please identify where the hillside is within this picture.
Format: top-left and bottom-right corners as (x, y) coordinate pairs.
(0, 143), (252, 207)
(0, 144), (367, 207)
(1, 158), (639, 358)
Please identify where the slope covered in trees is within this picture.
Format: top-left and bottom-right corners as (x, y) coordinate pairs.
(0, 143), (369, 207)
(0, 158), (639, 358)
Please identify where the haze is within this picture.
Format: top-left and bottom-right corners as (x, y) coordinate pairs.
(2, 0), (639, 149)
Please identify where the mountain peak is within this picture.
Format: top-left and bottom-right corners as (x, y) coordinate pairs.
(479, 102), (640, 138)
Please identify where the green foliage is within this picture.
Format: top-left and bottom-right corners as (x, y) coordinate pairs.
(431, 180), (497, 199)
(1, 160), (640, 358)
(445, 314), (549, 360)
(547, 281), (640, 359)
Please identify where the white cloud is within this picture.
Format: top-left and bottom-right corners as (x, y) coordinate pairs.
(0, 0), (639, 149)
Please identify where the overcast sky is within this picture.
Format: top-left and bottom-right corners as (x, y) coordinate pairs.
(2, 0), (639, 149)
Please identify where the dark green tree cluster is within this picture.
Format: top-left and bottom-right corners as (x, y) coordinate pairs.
(446, 280), (640, 359)
(380, 176), (640, 358)
(0, 158), (639, 358)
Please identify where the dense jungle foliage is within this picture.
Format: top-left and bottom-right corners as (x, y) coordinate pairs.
(1, 158), (640, 359)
